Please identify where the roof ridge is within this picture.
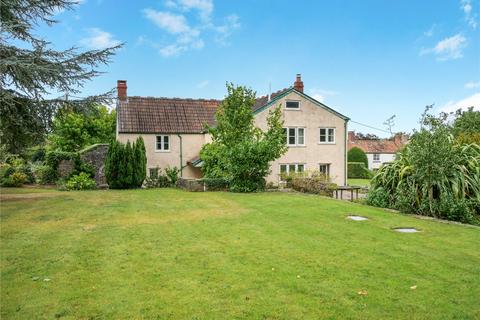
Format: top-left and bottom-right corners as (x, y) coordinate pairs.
(128, 96), (221, 102)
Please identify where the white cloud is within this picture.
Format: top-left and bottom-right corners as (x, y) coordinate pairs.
(144, 9), (191, 34)
(420, 34), (467, 61)
(80, 28), (121, 49)
(309, 88), (338, 103)
(440, 92), (480, 113)
(214, 14), (241, 45)
(142, 1), (240, 57)
(461, 0), (477, 29)
(465, 81), (480, 89)
(196, 80), (209, 88)
(423, 24), (436, 37)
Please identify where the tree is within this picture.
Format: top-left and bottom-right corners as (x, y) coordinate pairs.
(452, 107), (480, 144)
(200, 83), (287, 192)
(105, 138), (146, 189)
(1, 0), (121, 154)
(348, 147), (368, 167)
(48, 104), (116, 152)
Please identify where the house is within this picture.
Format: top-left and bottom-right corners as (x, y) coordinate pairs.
(347, 131), (408, 170)
(116, 75), (350, 186)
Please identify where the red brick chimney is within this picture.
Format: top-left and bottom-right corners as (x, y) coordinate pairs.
(348, 131), (355, 142)
(293, 74), (304, 93)
(117, 80), (127, 100)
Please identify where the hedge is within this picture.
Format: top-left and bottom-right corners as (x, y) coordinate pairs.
(348, 162), (370, 179)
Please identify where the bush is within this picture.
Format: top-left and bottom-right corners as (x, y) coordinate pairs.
(0, 163), (15, 179)
(65, 172), (96, 190)
(290, 171), (337, 197)
(365, 187), (390, 208)
(201, 177), (229, 191)
(165, 166), (180, 185)
(144, 168), (170, 188)
(348, 162), (371, 178)
(33, 165), (57, 184)
(2, 172), (27, 187)
(348, 147), (368, 167)
(105, 138), (146, 189)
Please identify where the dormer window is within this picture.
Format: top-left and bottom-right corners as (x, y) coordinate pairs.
(285, 100), (300, 110)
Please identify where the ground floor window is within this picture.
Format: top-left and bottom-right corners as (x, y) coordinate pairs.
(318, 163), (330, 177)
(279, 163), (305, 181)
(149, 168), (159, 178)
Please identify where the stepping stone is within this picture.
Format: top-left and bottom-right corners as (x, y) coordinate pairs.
(393, 227), (419, 233)
(347, 215), (368, 221)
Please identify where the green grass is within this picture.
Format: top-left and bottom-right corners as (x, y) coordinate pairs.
(1, 188), (479, 319)
(348, 178), (371, 187)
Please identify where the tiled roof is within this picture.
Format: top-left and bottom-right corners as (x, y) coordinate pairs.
(348, 139), (404, 154)
(252, 88), (291, 112)
(117, 97), (220, 133)
(118, 89), (290, 133)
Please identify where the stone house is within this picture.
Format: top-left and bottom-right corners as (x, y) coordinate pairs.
(116, 75), (350, 185)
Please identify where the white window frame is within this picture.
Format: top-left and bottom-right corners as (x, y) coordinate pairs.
(155, 135), (170, 152)
(284, 127), (306, 147)
(285, 100), (301, 110)
(319, 127), (336, 144)
(279, 163), (305, 180)
(373, 153), (380, 162)
(318, 163), (331, 177)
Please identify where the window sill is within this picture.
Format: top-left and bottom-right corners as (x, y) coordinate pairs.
(155, 150), (171, 153)
(284, 108), (301, 111)
(318, 142), (336, 145)
(288, 145), (306, 148)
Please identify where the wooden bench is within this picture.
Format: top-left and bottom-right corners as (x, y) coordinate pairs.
(335, 186), (361, 201)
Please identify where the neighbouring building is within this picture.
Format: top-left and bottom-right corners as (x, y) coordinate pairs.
(116, 75), (350, 185)
(348, 131), (408, 170)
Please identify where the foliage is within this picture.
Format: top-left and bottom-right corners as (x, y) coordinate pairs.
(48, 105), (116, 152)
(1, 172), (27, 187)
(365, 187), (390, 208)
(368, 107), (480, 224)
(452, 107), (480, 144)
(165, 166), (180, 185)
(32, 164), (57, 185)
(144, 167), (170, 188)
(200, 83), (287, 192)
(200, 177), (230, 191)
(290, 170), (337, 197)
(0, 0), (121, 155)
(105, 138), (146, 189)
(65, 172), (96, 191)
(347, 147), (368, 167)
(347, 162), (371, 179)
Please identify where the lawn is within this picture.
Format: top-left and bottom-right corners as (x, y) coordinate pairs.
(1, 188), (479, 319)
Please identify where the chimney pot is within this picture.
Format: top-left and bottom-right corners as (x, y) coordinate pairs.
(117, 80), (127, 100)
(293, 74), (304, 93)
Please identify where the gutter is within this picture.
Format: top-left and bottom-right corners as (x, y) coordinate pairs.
(177, 134), (183, 177)
(344, 120), (348, 186)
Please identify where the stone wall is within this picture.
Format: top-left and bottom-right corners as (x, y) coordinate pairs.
(80, 144), (109, 188)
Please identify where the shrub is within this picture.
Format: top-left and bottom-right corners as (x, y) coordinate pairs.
(290, 171), (337, 197)
(2, 172), (27, 187)
(201, 177), (229, 191)
(144, 168), (170, 188)
(105, 138), (146, 189)
(65, 172), (96, 190)
(0, 163), (15, 179)
(348, 147), (368, 167)
(165, 166), (180, 185)
(365, 187), (390, 208)
(368, 107), (480, 224)
(347, 162), (370, 179)
(33, 165), (57, 184)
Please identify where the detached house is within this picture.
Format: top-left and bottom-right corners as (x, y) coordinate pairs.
(116, 75), (350, 185)
(348, 131), (408, 170)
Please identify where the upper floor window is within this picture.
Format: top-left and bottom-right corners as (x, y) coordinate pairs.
(156, 135), (170, 151)
(319, 128), (335, 144)
(285, 100), (300, 110)
(283, 127), (305, 146)
(373, 153), (380, 162)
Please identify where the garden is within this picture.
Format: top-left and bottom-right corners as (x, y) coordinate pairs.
(1, 187), (479, 319)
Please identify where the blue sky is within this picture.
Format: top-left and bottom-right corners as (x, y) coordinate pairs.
(39, 0), (479, 136)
